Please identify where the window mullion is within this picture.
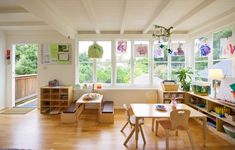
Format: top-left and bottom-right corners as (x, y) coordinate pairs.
(149, 40), (153, 86)
(93, 59), (97, 83)
(112, 40), (116, 86)
(130, 40), (134, 85)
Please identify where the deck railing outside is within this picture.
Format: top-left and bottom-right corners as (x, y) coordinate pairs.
(15, 74), (38, 103)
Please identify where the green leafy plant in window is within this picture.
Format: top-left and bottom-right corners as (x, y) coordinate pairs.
(173, 67), (193, 91)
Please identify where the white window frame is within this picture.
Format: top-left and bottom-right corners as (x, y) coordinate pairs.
(77, 39), (186, 88)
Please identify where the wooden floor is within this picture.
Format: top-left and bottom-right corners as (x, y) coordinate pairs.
(0, 109), (234, 150)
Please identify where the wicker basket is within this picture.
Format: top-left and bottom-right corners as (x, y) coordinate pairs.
(161, 83), (179, 91)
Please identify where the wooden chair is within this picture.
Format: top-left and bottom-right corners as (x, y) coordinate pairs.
(158, 109), (195, 150)
(121, 104), (146, 145)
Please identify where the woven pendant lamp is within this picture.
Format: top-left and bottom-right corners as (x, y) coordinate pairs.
(88, 42), (103, 58)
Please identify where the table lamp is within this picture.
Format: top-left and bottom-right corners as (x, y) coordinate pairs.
(208, 69), (224, 99)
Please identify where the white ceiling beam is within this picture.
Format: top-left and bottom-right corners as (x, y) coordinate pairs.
(189, 6), (235, 36)
(142, 0), (171, 34)
(0, 7), (28, 13)
(81, 0), (100, 34)
(0, 21), (46, 26)
(120, 0), (131, 34)
(18, 0), (75, 38)
(172, 0), (216, 29)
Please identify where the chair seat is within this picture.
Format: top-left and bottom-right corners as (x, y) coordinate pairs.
(130, 115), (144, 125)
(159, 119), (172, 130)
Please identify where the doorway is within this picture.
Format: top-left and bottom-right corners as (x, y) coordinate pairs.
(13, 44), (38, 108)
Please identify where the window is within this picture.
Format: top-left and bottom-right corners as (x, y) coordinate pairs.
(213, 28), (232, 63)
(194, 37), (210, 81)
(212, 28), (233, 77)
(78, 39), (186, 87)
(78, 41), (93, 83)
(78, 41), (111, 84)
(96, 41), (112, 83)
(133, 41), (149, 85)
(153, 42), (168, 81)
(153, 41), (186, 82)
(171, 41), (186, 80)
(116, 41), (131, 84)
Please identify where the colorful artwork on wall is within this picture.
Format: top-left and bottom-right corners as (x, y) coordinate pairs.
(195, 37), (211, 57)
(134, 44), (148, 57)
(220, 37), (235, 58)
(172, 43), (185, 56)
(117, 40), (127, 53)
(154, 44), (164, 58)
(41, 43), (72, 64)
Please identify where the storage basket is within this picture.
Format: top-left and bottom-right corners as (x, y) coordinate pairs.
(161, 84), (179, 91)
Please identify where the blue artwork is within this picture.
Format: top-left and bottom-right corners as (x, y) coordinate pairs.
(200, 44), (211, 56)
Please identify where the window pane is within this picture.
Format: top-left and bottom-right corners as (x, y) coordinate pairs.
(79, 63), (93, 83)
(96, 41), (111, 62)
(195, 62), (208, 81)
(153, 63), (167, 80)
(116, 63), (130, 84)
(213, 28), (232, 60)
(133, 41), (149, 84)
(195, 62), (208, 70)
(153, 42), (168, 61)
(78, 41), (93, 62)
(171, 63), (185, 80)
(97, 63), (111, 83)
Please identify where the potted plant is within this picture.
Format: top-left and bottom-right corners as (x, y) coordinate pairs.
(173, 67), (193, 91)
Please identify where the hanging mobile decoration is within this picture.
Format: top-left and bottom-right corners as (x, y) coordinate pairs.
(168, 48), (173, 54)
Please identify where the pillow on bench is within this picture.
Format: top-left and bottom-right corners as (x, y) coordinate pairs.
(63, 103), (80, 113)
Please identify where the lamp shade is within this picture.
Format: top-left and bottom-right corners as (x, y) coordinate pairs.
(88, 43), (103, 58)
(208, 69), (224, 79)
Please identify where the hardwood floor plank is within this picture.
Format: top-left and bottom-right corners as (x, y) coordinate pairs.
(0, 109), (234, 150)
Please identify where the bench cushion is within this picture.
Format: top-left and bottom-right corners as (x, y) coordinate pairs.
(63, 103), (80, 113)
(102, 101), (113, 113)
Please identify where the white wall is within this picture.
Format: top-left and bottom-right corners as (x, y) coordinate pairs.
(5, 30), (75, 107)
(0, 30), (6, 109)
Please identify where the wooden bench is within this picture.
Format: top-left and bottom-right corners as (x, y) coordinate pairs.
(99, 101), (114, 123)
(60, 102), (84, 123)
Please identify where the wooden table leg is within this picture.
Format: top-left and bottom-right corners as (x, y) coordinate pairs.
(203, 117), (207, 147)
(135, 117), (139, 148)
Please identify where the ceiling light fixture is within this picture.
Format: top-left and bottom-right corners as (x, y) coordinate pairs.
(152, 25), (173, 43)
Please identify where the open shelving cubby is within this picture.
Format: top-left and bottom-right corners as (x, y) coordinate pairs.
(40, 86), (73, 114)
(157, 88), (185, 103)
(185, 91), (235, 141)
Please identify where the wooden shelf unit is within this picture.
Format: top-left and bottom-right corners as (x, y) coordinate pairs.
(185, 91), (235, 139)
(40, 86), (73, 114)
(157, 88), (185, 103)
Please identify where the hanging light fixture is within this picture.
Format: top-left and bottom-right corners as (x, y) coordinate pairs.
(152, 25), (173, 43)
(88, 42), (103, 58)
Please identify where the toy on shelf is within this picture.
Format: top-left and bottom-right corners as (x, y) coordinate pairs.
(212, 106), (230, 118)
(192, 81), (210, 96)
(170, 96), (177, 110)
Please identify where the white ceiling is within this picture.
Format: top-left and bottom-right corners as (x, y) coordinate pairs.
(0, 0), (235, 38)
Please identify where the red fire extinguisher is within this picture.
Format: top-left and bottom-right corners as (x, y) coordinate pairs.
(6, 49), (10, 60)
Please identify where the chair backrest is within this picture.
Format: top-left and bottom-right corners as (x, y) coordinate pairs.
(123, 104), (131, 122)
(170, 109), (190, 130)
